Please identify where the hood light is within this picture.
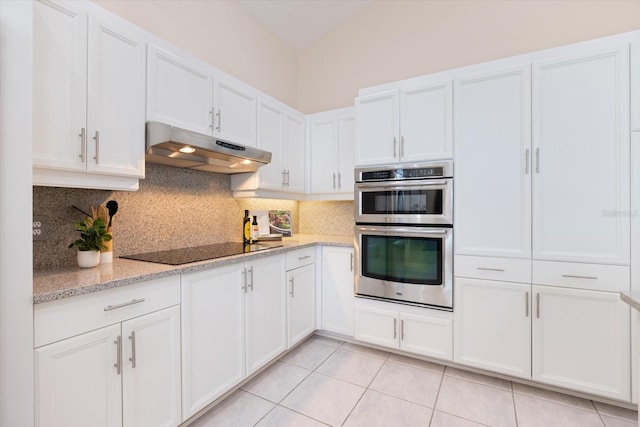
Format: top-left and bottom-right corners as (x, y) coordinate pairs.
(179, 146), (196, 154)
(241, 159), (252, 165)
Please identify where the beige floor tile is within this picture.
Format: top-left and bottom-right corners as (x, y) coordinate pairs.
(514, 393), (604, 427)
(255, 405), (329, 427)
(316, 348), (385, 387)
(280, 339), (338, 370)
(387, 353), (445, 374)
(190, 390), (275, 427)
(343, 389), (432, 427)
(242, 361), (311, 403)
(512, 382), (596, 412)
(601, 414), (638, 427)
(435, 376), (516, 427)
(430, 410), (488, 426)
(369, 360), (442, 407)
(309, 335), (344, 348)
(341, 342), (390, 359)
(444, 366), (512, 391)
(281, 372), (365, 426)
(594, 402), (638, 423)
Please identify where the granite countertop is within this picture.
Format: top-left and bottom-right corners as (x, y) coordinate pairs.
(33, 234), (354, 304)
(620, 291), (640, 312)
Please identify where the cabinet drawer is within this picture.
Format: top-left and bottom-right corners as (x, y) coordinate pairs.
(34, 275), (180, 347)
(455, 255), (531, 283)
(286, 247), (315, 270)
(533, 260), (629, 292)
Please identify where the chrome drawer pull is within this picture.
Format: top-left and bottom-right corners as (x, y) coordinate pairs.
(104, 298), (145, 312)
(298, 255), (311, 260)
(477, 267), (505, 272)
(561, 274), (598, 280)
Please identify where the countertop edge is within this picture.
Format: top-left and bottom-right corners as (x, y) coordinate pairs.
(34, 238), (353, 304)
(620, 291), (640, 312)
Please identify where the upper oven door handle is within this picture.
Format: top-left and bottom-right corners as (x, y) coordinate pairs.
(355, 179), (450, 189)
(356, 225), (450, 236)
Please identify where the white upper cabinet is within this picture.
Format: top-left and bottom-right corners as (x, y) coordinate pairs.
(454, 66), (531, 258)
(213, 79), (257, 147)
(355, 91), (399, 166)
(147, 45), (213, 136)
(532, 46), (630, 265)
(254, 98), (285, 191)
(33, 1), (145, 188)
(284, 111), (306, 194)
(632, 44), (640, 131)
(308, 108), (355, 198)
(355, 81), (452, 166)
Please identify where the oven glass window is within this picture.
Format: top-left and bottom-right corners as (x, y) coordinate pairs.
(361, 189), (443, 215)
(361, 235), (442, 285)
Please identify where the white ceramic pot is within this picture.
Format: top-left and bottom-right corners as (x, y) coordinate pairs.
(77, 250), (100, 268)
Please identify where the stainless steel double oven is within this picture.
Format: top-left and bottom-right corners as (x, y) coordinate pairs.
(354, 161), (453, 310)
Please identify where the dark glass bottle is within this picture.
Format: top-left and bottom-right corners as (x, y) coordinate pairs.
(243, 210), (251, 244)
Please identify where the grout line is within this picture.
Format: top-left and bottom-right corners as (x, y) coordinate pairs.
(427, 367), (446, 426)
(512, 386), (519, 427)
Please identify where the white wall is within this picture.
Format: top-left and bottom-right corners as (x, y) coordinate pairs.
(297, 0), (640, 112)
(93, 0), (299, 108)
(0, 2), (34, 426)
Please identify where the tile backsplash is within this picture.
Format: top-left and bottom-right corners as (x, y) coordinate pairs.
(33, 164), (353, 270)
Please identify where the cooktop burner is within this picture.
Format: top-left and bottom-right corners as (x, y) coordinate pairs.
(121, 242), (283, 265)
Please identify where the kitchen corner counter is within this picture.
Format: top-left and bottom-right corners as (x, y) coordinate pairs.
(33, 234), (354, 304)
(620, 291), (640, 312)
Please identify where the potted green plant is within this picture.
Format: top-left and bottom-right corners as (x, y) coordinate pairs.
(68, 217), (112, 268)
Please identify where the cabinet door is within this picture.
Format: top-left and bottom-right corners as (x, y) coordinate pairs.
(213, 78), (257, 147)
(632, 44), (639, 132)
(532, 47), (630, 265)
(86, 18), (145, 178)
(33, 0), (87, 172)
(400, 311), (453, 361)
(284, 112), (306, 193)
(181, 265), (244, 419)
(355, 91), (400, 166)
(256, 98), (285, 190)
(532, 285), (630, 400)
(309, 116), (338, 193)
(337, 113), (355, 194)
(454, 278), (531, 379)
(354, 305), (398, 348)
(246, 255), (287, 375)
(287, 264), (316, 348)
(35, 324), (121, 427)
(454, 66), (531, 258)
(321, 247), (355, 336)
(400, 82), (452, 162)
(147, 45), (213, 135)
(122, 306), (181, 427)
(632, 133), (640, 294)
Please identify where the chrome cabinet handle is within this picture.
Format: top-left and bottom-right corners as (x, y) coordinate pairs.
(536, 293), (540, 318)
(338, 173), (342, 189)
(350, 253), (354, 271)
(393, 318), (397, 339)
(215, 109), (221, 131)
(242, 269), (248, 293)
(477, 267), (505, 272)
(535, 148), (540, 173)
(79, 128), (86, 162)
(282, 170), (287, 187)
(114, 335), (122, 375)
(93, 130), (100, 164)
(393, 137), (397, 157)
(209, 110), (214, 129)
(289, 277), (294, 297)
(562, 274), (598, 280)
(286, 170), (290, 187)
(333, 173), (336, 189)
(128, 331), (136, 368)
(525, 148), (530, 174)
(400, 319), (405, 341)
(248, 266), (254, 291)
(525, 292), (529, 317)
(298, 255), (311, 260)
(104, 298), (145, 312)
(400, 136), (404, 158)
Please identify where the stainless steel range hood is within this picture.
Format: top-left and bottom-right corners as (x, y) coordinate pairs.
(145, 122), (271, 174)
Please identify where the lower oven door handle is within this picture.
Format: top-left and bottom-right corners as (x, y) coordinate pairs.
(356, 226), (449, 236)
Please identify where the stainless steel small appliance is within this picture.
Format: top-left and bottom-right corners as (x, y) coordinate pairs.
(354, 161), (453, 309)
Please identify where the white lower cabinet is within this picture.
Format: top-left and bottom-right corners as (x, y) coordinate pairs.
(35, 306), (181, 427)
(287, 252), (316, 348)
(354, 301), (453, 360)
(321, 246), (355, 336)
(532, 285), (631, 401)
(454, 278), (531, 379)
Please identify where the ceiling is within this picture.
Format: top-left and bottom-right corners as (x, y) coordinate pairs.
(237, 0), (372, 51)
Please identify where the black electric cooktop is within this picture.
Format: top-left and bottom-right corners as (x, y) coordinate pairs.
(121, 242), (283, 265)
